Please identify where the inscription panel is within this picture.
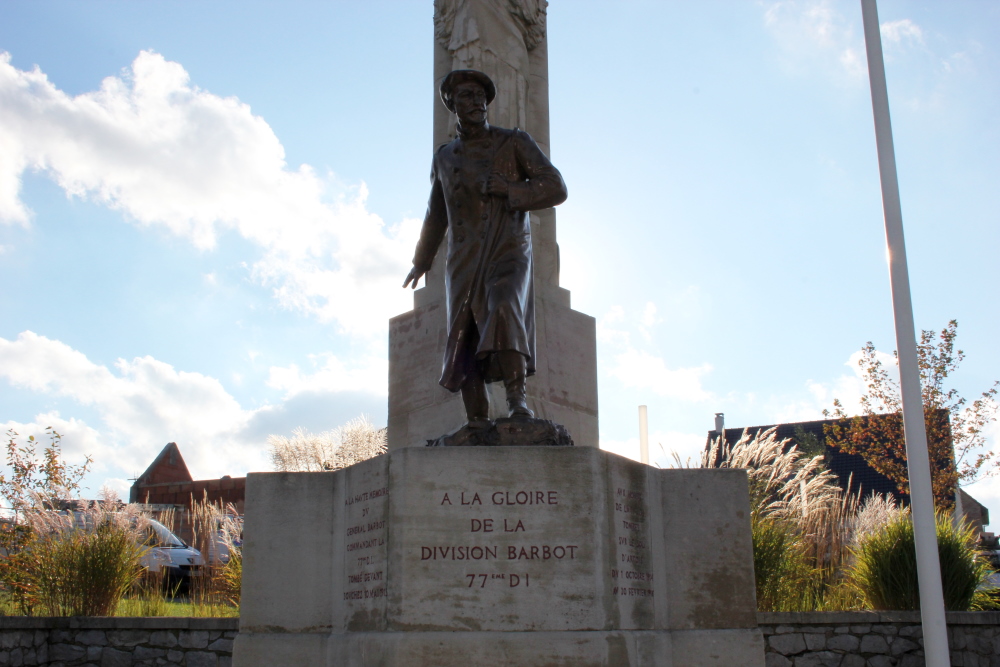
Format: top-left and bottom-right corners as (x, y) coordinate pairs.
(391, 448), (601, 632)
(607, 456), (655, 629)
(340, 458), (389, 630)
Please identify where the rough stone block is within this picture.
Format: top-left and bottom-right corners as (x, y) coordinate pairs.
(860, 634), (890, 654)
(49, 643), (86, 662)
(77, 630), (107, 646)
(828, 634), (860, 652)
(766, 654), (793, 667)
(804, 633), (827, 650)
(208, 638), (233, 653)
(186, 652), (219, 667)
(890, 637), (919, 656)
(793, 651), (841, 667)
(866, 656), (894, 667)
(178, 631), (209, 649)
(108, 629), (148, 647)
(100, 647), (131, 667)
(134, 646), (166, 660)
(769, 633), (806, 656)
(150, 631), (178, 648)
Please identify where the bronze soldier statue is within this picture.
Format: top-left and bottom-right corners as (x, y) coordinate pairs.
(404, 69), (567, 429)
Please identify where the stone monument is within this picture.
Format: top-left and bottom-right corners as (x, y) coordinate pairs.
(388, 0), (599, 450)
(233, 3), (765, 665)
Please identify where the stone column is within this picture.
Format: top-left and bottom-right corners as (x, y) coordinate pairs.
(388, 0), (598, 449)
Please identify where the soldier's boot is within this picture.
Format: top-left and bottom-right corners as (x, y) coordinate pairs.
(498, 350), (533, 420)
(461, 374), (491, 429)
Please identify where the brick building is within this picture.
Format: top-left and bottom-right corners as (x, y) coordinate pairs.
(129, 442), (245, 515)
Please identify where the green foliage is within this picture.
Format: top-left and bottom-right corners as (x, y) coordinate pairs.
(219, 549), (242, 607)
(792, 426), (826, 460)
(849, 511), (993, 611)
(752, 514), (819, 611)
(1, 428), (93, 511)
(0, 522), (41, 614)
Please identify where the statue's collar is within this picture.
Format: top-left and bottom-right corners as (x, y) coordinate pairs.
(456, 122), (490, 141)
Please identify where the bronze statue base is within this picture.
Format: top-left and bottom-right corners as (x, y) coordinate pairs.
(426, 417), (574, 448)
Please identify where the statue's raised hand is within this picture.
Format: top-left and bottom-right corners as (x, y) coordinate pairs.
(403, 266), (426, 289)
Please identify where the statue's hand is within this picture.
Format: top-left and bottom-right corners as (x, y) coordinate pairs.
(403, 266), (426, 289)
(486, 173), (509, 197)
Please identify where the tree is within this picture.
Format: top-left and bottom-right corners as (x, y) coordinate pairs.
(0, 427), (93, 512)
(824, 320), (999, 507)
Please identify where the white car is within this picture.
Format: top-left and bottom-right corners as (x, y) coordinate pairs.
(141, 518), (206, 589)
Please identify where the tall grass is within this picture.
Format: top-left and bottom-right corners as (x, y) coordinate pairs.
(269, 416), (387, 472)
(698, 427), (997, 612)
(704, 428), (863, 610)
(17, 502), (147, 616)
(849, 510), (994, 611)
(184, 493), (242, 609)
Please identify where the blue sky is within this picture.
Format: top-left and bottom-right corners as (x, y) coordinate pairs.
(1, 1), (998, 522)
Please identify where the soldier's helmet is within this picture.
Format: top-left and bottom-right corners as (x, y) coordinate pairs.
(440, 70), (496, 112)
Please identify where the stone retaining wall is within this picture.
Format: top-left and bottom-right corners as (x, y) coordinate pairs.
(2, 613), (998, 666)
(758, 611), (1000, 667)
(0, 617), (238, 667)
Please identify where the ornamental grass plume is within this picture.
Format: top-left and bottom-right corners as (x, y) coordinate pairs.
(268, 416), (387, 472)
(18, 492), (148, 616)
(704, 427), (862, 610)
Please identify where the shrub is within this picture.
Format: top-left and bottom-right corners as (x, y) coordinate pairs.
(849, 510), (993, 611)
(22, 506), (147, 616)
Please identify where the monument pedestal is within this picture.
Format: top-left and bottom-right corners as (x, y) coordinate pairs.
(233, 447), (764, 666)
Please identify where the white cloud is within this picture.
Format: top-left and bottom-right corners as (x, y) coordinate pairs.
(267, 351), (388, 398)
(880, 19), (923, 48)
(0, 331), (271, 480)
(762, 0), (866, 80)
(609, 348), (712, 402)
(0, 50), (418, 335)
(598, 305), (713, 402)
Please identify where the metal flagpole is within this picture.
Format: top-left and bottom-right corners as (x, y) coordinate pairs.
(859, 1), (950, 664)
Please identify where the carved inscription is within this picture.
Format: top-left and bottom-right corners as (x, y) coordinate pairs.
(611, 486), (653, 594)
(608, 472), (655, 628)
(420, 489), (578, 591)
(343, 484), (388, 604)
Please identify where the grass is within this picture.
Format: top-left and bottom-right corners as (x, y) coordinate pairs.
(114, 597), (239, 618)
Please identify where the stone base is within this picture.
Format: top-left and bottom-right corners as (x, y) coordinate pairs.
(236, 628), (764, 666)
(427, 417), (574, 447)
(233, 447), (764, 667)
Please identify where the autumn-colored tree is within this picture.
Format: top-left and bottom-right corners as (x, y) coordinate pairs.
(0, 427), (93, 511)
(823, 321), (998, 508)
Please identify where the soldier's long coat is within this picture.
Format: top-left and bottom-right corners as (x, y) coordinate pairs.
(412, 124), (567, 392)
